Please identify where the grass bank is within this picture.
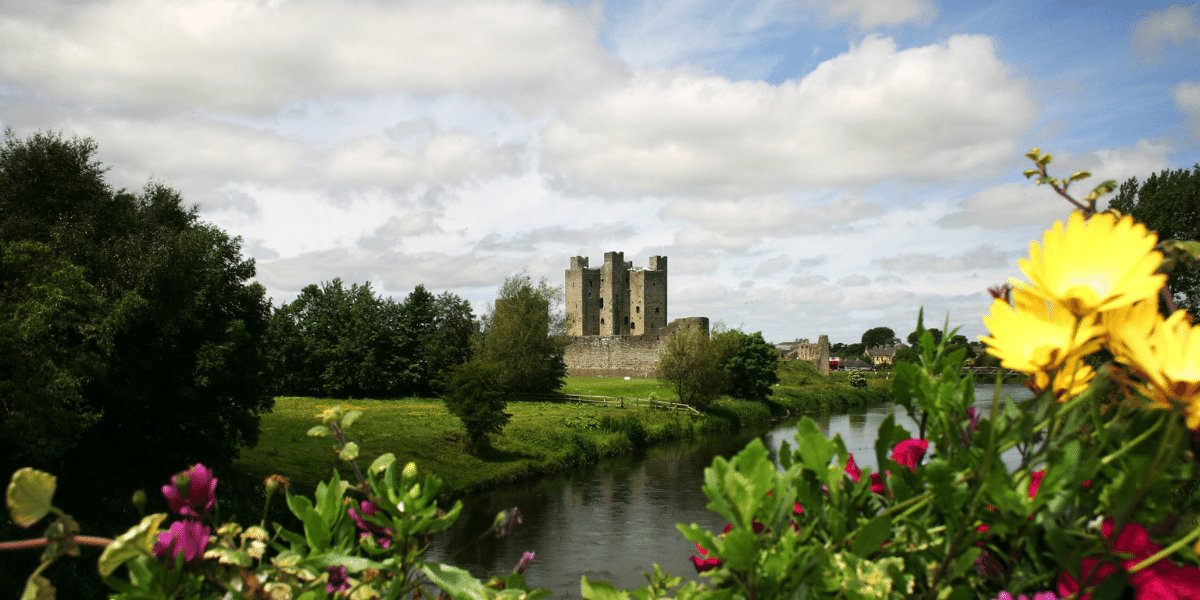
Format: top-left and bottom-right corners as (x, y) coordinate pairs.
(235, 364), (890, 497)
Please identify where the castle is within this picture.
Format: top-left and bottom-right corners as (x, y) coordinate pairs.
(564, 252), (708, 377)
(566, 252), (668, 336)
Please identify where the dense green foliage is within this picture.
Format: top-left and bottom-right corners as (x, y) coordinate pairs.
(478, 273), (567, 396)
(713, 330), (780, 402)
(441, 360), (510, 451)
(657, 326), (725, 408)
(1109, 164), (1200, 315)
(0, 131), (271, 485)
(860, 326), (897, 348)
(266, 280), (475, 398)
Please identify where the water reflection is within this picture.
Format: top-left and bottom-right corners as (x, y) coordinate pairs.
(428, 385), (1033, 596)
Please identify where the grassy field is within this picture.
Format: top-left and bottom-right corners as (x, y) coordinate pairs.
(561, 375), (675, 398)
(234, 365), (891, 497)
(234, 395), (700, 496)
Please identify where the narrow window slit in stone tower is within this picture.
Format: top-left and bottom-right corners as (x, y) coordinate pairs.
(599, 297), (604, 308)
(636, 306), (641, 314)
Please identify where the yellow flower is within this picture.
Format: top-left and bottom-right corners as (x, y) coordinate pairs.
(1030, 358), (1095, 402)
(980, 287), (1104, 375)
(1110, 306), (1200, 427)
(1016, 211), (1165, 316)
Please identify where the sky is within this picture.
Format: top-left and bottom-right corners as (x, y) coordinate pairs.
(2, 0), (1198, 344)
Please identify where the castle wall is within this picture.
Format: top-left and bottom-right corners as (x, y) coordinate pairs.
(564, 335), (668, 377)
(565, 316), (709, 377)
(788, 334), (830, 375)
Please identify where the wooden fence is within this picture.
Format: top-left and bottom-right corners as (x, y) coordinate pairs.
(526, 393), (702, 415)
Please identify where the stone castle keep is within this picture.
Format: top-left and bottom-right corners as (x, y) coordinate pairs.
(566, 252), (668, 336)
(564, 252), (708, 377)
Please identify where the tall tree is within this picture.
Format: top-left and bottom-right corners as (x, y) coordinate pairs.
(713, 330), (779, 403)
(0, 131), (272, 485)
(479, 273), (567, 396)
(1108, 165), (1200, 315)
(861, 326), (897, 349)
(658, 325), (723, 408)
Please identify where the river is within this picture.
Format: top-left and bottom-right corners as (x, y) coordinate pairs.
(427, 384), (1033, 596)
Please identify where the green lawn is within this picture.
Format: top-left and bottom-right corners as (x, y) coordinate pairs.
(235, 395), (697, 495)
(560, 376), (676, 399)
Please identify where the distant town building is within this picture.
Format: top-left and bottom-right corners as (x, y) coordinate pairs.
(866, 345), (898, 368)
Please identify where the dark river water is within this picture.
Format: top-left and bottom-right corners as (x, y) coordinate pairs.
(427, 384), (1033, 596)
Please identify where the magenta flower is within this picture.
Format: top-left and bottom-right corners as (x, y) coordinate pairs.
(161, 463), (218, 519)
(690, 554), (721, 572)
(152, 520), (210, 564)
(515, 551), (536, 574)
(995, 592), (1057, 600)
(793, 501), (805, 516)
(966, 407), (981, 431)
(348, 500), (393, 548)
(1057, 519), (1200, 599)
(890, 439), (929, 472)
(1029, 470), (1046, 500)
(870, 471), (889, 494)
(326, 565), (350, 594)
(844, 453), (862, 483)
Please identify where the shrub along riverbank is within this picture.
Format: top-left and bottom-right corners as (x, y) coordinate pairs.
(232, 363), (890, 497)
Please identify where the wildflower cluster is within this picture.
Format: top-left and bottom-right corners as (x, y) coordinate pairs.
(4, 405), (546, 599)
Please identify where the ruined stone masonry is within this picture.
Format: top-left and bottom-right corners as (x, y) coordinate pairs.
(564, 252), (706, 377)
(786, 335), (830, 375)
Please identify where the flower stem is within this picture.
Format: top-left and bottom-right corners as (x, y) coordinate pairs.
(1127, 520), (1200, 574)
(0, 535), (113, 551)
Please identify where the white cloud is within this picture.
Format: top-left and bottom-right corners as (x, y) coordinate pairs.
(325, 134), (524, 189)
(1132, 4), (1200, 62)
(0, 0), (621, 112)
(543, 35), (1035, 196)
(939, 140), (1172, 227)
(1177, 81), (1200, 136)
(801, 0), (936, 29)
(661, 195), (881, 235)
(873, 245), (1009, 273)
(837, 274), (871, 286)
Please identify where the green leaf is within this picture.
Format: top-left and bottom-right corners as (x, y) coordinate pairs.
(202, 547), (252, 567)
(20, 575), (54, 600)
(794, 418), (834, 474)
(339, 442), (359, 462)
(422, 563), (492, 600)
(98, 513), (167, 576)
(850, 514), (893, 556)
(1069, 170), (1091, 182)
(580, 576), (630, 600)
(341, 410), (362, 430)
(306, 425), (330, 438)
(719, 528), (759, 570)
(311, 554), (385, 572)
(7, 468), (57, 528)
(369, 452), (396, 475)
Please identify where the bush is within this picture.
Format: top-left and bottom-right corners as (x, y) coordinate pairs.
(847, 370), (868, 388)
(441, 360), (510, 452)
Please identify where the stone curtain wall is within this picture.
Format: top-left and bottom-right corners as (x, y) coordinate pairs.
(789, 334), (831, 375)
(564, 335), (668, 377)
(565, 316), (710, 378)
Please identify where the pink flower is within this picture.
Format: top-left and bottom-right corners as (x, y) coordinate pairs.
(890, 439), (929, 472)
(870, 471), (889, 494)
(1057, 519), (1200, 599)
(690, 554), (721, 572)
(348, 500), (394, 549)
(515, 551), (536, 574)
(994, 592), (1057, 600)
(793, 501), (805, 516)
(845, 453), (862, 483)
(161, 464), (218, 519)
(966, 407), (981, 431)
(153, 520), (210, 564)
(1029, 470), (1046, 500)
(326, 565), (350, 594)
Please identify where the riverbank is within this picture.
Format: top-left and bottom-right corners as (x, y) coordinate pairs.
(232, 370), (891, 498)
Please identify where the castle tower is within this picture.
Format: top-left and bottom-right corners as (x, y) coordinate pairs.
(565, 256), (600, 336)
(599, 251), (630, 335)
(629, 256), (667, 335)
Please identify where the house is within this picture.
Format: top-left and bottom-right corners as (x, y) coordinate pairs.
(866, 346), (898, 368)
